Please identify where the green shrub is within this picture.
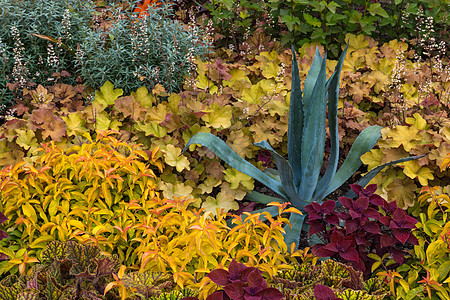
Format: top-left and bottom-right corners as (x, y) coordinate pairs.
(76, 1), (210, 95)
(199, 0), (448, 58)
(0, 0), (94, 107)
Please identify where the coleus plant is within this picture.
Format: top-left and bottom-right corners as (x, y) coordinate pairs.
(182, 44), (422, 250)
(181, 259), (283, 300)
(306, 184), (418, 274)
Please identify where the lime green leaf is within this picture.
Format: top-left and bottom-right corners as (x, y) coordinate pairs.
(196, 73), (218, 94)
(15, 129), (38, 150)
(22, 202), (37, 224)
(223, 168), (254, 190)
(405, 113), (428, 130)
(96, 111), (122, 131)
(403, 160), (434, 186)
(163, 144), (190, 172)
(241, 84), (265, 104)
(93, 81), (123, 112)
(132, 86), (155, 107)
(62, 112), (88, 137)
(201, 102), (232, 129)
(261, 62), (279, 79)
(134, 122), (167, 138)
(202, 191), (239, 214)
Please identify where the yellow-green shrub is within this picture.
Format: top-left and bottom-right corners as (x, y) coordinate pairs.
(388, 157), (450, 299)
(0, 130), (164, 273)
(0, 132), (303, 299)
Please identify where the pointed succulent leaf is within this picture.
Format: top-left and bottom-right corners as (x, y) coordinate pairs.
(346, 155), (426, 198)
(314, 44), (349, 201)
(183, 133), (287, 198)
(288, 45), (304, 189)
(283, 213), (306, 252)
(299, 51), (328, 201)
(254, 140), (306, 207)
(321, 125), (382, 200)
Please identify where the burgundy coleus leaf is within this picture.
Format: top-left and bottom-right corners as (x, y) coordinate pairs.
(243, 269), (267, 295)
(308, 220), (326, 236)
(393, 229), (412, 244)
(407, 234), (419, 245)
(369, 193), (388, 207)
(390, 248), (406, 264)
(345, 219), (359, 235)
(208, 269), (230, 286)
(339, 197), (353, 210)
(379, 215), (392, 226)
(228, 259), (247, 282)
(380, 234), (398, 248)
(350, 184), (377, 197)
(390, 209), (418, 230)
(349, 197), (369, 219)
(363, 221), (381, 234)
(205, 291), (230, 300)
(324, 213), (340, 226)
(0, 212), (7, 225)
(313, 284), (343, 300)
(224, 281), (246, 300)
(255, 288), (284, 300)
(305, 201), (336, 220)
(319, 231), (360, 262)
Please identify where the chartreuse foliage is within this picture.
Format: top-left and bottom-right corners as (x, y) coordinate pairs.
(386, 158), (450, 299)
(273, 259), (389, 299)
(0, 130), (164, 274)
(182, 44), (421, 250)
(0, 131), (304, 298)
(0, 35), (447, 216)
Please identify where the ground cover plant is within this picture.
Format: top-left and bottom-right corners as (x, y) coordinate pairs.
(0, 0), (448, 299)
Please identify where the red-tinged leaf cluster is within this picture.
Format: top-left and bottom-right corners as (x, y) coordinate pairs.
(182, 259), (283, 300)
(306, 184), (418, 275)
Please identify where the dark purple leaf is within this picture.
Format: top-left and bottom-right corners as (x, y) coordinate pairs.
(369, 194), (387, 207)
(257, 288), (284, 300)
(340, 247), (360, 262)
(364, 208), (381, 220)
(313, 284), (342, 300)
(206, 291), (228, 300)
(363, 221), (381, 234)
(228, 259), (247, 281)
(324, 213), (340, 226)
(345, 219), (359, 234)
(390, 248), (405, 264)
(244, 270), (267, 295)
(224, 282), (245, 300)
(392, 229), (410, 244)
(308, 220), (326, 236)
(339, 197), (353, 209)
(407, 234), (419, 245)
(380, 234), (398, 248)
(0, 212), (7, 225)
(208, 269), (230, 286)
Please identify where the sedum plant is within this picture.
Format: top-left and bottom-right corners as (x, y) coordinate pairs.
(183, 44), (422, 250)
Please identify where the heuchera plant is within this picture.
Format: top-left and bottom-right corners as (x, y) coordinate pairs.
(183, 259), (283, 300)
(306, 184), (418, 274)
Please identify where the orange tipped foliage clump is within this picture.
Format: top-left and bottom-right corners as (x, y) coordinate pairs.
(0, 130), (303, 298)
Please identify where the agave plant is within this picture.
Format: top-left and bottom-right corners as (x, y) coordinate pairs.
(182, 44), (422, 249)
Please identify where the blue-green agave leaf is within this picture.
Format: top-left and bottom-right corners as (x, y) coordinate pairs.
(182, 132), (287, 198)
(284, 213), (306, 252)
(288, 45), (304, 190)
(321, 125), (382, 199)
(345, 154), (426, 198)
(314, 44), (349, 201)
(298, 52), (328, 201)
(245, 190), (283, 205)
(255, 140), (307, 207)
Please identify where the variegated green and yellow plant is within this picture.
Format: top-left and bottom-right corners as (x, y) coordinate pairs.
(183, 44), (422, 249)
